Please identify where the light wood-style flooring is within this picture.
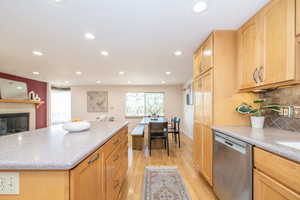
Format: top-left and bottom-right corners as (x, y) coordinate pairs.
(119, 133), (217, 200)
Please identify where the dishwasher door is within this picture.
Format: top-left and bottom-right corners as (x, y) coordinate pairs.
(213, 132), (252, 200)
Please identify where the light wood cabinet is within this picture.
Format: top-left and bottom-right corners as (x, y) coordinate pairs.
(193, 122), (213, 186)
(201, 125), (213, 186)
(193, 50), (202, 78)
(237, 16), (261, 89)
(254, 169), (300, 200)
(297, 0), (300, 36)
(70, 150), (103, 200)
(253, 147), (300, 200)
(193, 31), (252, 186)
(70, 126), (128, 200)
(200, 35), (213, 72)
(238, 0), (297, 91)
(262, 0), (296, 85)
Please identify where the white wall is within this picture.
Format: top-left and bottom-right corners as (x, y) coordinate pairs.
(182, 80), (194, 139)
(71, 85), (183, 132)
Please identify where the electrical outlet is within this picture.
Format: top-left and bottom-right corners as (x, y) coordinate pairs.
(294, 106), (300, 119)
(278, 106), (292, 117)
(0, 172), (19, 194)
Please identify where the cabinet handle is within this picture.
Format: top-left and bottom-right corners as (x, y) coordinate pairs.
(258, 66), (264, 82)
(114, 181), (119, 189)
(252, 68), (258, 84)
(113, 155), (119, 162)
(88, 153), (100, 164)
(113, 139), (120, 146)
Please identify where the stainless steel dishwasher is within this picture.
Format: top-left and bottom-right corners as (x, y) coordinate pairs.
(213, 131), (252, 200)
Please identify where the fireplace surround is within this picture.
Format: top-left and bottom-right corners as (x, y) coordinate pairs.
(0, 113), (29, 136)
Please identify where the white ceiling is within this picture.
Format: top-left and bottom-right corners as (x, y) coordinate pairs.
(0, 0), (269, 86)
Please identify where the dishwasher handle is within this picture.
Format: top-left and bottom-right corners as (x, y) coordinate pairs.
(215, 135), (247, 154)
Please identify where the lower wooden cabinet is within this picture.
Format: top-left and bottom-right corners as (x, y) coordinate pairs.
(71, 126), (128, 200)
(202, 125), (213, 186)
(193, 122), (213, 186)
(70, 150), (103, 200)
(253, 147), (300, 200)
(254, 169), (300, 200)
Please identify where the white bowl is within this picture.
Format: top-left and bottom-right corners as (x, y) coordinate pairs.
(63, 121), (91, 132)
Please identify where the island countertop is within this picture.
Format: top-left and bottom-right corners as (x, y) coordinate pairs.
(0, 121), (128, 170)
(212, 126), (300, 163)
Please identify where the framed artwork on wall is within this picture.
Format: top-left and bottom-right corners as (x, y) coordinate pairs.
(87, 91), (108, 112)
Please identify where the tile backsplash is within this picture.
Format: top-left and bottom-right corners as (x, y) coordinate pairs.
(260, 85), (300, 132)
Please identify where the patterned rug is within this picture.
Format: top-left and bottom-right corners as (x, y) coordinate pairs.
(143, 166), (191, 200)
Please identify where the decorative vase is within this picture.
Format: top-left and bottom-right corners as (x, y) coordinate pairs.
(250, 116), (265, 129)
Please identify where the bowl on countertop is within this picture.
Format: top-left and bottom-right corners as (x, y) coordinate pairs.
(63, 121), (91, 133)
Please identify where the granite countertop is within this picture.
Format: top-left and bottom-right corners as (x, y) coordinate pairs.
(0, 121), (128, 170)
(212, 126), (300, 163)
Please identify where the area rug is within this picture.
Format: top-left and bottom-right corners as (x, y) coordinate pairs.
(143, 166), (191, 200)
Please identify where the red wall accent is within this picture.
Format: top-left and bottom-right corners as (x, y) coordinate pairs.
(0, 72), (48, 129)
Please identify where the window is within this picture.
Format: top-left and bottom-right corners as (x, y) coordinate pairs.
(51, 88), (71, 124)
(126, 93), (164, 117)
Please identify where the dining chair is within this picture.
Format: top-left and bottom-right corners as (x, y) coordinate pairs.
(148, 122), (169, 156)
(168, 117), (178, 141)
(172, 117), (181, 148)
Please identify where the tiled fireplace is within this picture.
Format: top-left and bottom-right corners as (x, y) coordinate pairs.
(0, 113), (29, 136)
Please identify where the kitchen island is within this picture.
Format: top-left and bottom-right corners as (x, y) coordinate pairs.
(0, 121), (128, 200)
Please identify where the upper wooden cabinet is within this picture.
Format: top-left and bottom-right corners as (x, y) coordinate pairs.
(200, 35), (214, 72)
(193, 35), (214, 78)
(237, 17), (261, 89)
(193, 50), (202, 78)
(238, 0), (297, 91)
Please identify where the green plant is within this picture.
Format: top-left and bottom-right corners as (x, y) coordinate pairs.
(236, 99), (281, 117)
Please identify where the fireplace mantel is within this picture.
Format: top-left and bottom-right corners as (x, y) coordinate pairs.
(0, 99), (44, 108)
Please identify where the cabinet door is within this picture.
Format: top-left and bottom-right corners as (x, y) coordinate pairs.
(202, 70), (213, 126)
(262, 0), (296, 85)
(105, 147), (122, 200)
(254, 170), (300, 200)
(193, 78), (203, 123)
(201, 35), (213, 72)
(238, 17), (261, 89)
(193, 122), (203, 171)
(193, 51), (201, 78)
(202, 125), (213, 186)
(296, 0), (300, 36)
(70, 150), (103, 200)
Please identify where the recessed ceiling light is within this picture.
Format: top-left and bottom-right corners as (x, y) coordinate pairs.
(101, 51), (109, 56)
(96, 80), (101, 84)
(32, 71), (40, 75)
(193, 1), (207, 13)
(119, 71), (125, 75)
(165, 71), (171, 75)
(174, 50), (183, 56)
(127, 81), (131, 84)
(161, 81), (166, 84)
(32, 51), (43, 56)
(84, 33), (95, 40)
(64, 81), (69, 84)
(75, 71), (82, 75)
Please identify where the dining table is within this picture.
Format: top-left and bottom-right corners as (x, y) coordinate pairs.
(139, 116), (168, 125)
